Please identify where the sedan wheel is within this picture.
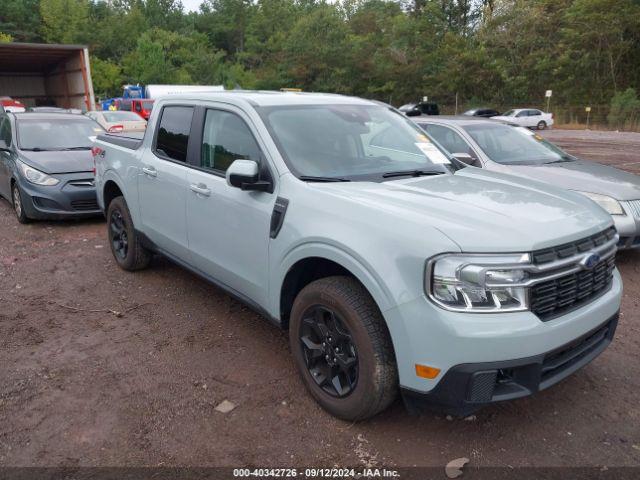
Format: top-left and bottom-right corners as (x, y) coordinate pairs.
(12, 184), (29, 224)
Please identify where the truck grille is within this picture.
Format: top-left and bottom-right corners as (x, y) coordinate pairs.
(530, 255), (615, 319)
(531, 227), (616, 264)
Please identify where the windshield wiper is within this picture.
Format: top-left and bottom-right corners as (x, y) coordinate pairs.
(61, 146), (92, 151)
(545, 157), (574, 164)
(382, 169), (445, 178)
(299, 175), (351, 182)
(21, 147), (53, 152)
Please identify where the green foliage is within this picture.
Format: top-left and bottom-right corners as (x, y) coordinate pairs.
(608, 88), (640, 129)
(0, 0), (41, 42)
(91, 58), (123, 98)
(40, 0), (88, 44)
(3, 0), (637, 107)
(0, 33), (13, 43)
(122, 28), (225, 85)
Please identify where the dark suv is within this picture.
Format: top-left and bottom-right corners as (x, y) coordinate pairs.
(399, 101), (440, 116)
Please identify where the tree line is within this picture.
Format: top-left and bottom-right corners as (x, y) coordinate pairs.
(1, 0), (640, 115)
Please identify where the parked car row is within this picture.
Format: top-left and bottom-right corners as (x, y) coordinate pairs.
(0, 91), (632, 421)
(400, 101), (555, 130)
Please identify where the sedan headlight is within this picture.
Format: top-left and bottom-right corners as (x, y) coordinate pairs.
(17, 161), (59, 186)
(575, 191), (624, 215)
(426, 254), (530, 312)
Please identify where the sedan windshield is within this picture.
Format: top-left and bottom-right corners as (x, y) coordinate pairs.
(463, 123), (573, 165)
(502, 110), (516, 116)
(17, 118), (102, 150)
(258, 104), (451, 181)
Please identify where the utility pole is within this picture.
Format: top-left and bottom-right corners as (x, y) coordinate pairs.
(455, 92), (458, 115)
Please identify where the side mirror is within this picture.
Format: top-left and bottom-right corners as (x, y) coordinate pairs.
(226, 159), (271, 192)
(452, 153), (479, 166)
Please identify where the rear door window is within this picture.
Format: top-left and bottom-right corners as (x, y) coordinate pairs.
(154, 106), (194, 163)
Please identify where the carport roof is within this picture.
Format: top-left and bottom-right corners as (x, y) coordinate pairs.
(0, 42), (87, 74)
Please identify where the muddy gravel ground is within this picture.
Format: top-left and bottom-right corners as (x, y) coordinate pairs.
(0, 129), (639, 471)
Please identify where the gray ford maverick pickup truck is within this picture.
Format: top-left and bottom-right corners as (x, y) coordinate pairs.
(94, 91), (621, 420)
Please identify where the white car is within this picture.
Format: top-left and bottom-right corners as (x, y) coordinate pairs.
(492, 108), (554, 130)
(86, 110), (147, 133)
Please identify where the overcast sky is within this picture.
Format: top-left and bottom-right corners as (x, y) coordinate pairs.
(181, 0), (202, 12)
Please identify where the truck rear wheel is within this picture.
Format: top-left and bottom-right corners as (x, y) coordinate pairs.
(289, 276), (398, 421)
(107, 196), (151, 271)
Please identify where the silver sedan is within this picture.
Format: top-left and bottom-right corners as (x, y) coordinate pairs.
(415, 116), (640, 249)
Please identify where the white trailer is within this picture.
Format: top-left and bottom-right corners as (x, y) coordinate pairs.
(144, 84), (224, 99)
(0, 42), (96, 111)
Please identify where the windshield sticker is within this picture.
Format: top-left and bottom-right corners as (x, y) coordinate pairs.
(415, 142), (450, 164)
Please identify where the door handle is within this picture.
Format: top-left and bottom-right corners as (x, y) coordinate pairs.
(142, 166), (157, 177)
(190, 183), (211, 197)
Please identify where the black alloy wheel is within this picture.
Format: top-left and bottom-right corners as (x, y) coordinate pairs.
(299, 305), (358, 398)
(109, 209), (128, 260)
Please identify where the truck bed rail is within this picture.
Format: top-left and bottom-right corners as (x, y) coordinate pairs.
(97, 132), (144, 150)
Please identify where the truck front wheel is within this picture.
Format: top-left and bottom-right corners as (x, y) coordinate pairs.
(107, 196), (151, 271)
(289, 276), (398, 421)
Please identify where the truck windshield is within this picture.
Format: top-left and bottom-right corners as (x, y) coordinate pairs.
(463, 123), (573, 165)
(258, 104), (451, 181)
(17, 118), (101, 151)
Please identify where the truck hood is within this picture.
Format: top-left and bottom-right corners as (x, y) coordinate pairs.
(314, 168), (612, 252)
(18, 149), (94, 174)
(491, 159), (640, 201)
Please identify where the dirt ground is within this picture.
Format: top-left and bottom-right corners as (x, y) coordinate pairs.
(0, 129), (639, 471)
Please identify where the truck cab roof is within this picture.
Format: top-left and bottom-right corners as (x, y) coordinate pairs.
(154, 90), (381, 108)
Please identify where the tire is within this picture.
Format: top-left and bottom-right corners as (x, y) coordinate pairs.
(289, 276), (398, 421)
(537, 121), (547, 130)
(106, 196), (151, 271)
(12, 183), (29, 224)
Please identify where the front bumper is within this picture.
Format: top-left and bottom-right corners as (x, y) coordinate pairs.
(17, 172), (102, 220)
(383, 269), (622, 412)
(614, 201), (640, 249)
(401, 312), (618, 416)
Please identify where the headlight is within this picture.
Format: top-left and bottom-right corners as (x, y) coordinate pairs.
(575, 191), (624, 215)
(426, 254), (530, 312)
(17, 161), (59, 186)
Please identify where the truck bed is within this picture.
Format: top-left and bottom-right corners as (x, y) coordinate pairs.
(96, 132), (144, 150)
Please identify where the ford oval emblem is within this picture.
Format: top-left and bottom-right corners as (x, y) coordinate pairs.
(581, 252), (601, 270)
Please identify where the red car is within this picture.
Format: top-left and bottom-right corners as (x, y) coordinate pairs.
(0, 97), (26, 113)
(121, 99), (154, 120)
